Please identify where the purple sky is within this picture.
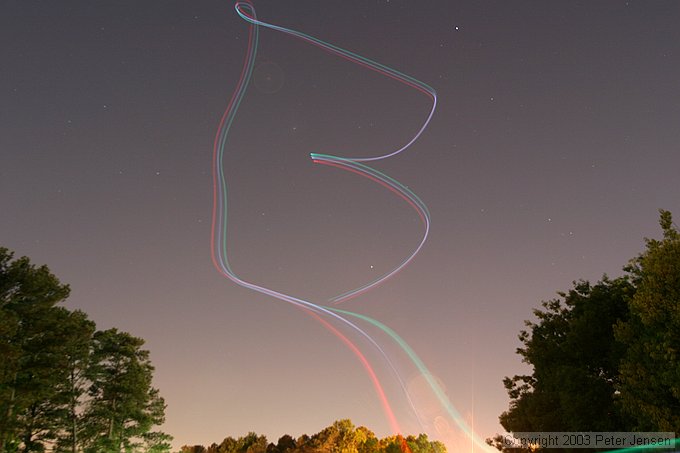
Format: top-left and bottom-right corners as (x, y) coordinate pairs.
(2, 1), (680, 450)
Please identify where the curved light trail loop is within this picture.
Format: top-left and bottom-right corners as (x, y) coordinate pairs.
(212, 2), (497, 452)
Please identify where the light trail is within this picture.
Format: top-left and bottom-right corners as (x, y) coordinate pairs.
(212, 2), (499, 452)
(213, 1), (414, 438)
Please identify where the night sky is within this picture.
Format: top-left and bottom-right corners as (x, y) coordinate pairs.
(3, 1), (680, 451)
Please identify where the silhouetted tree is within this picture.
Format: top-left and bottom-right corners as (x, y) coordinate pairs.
(83, 329), (167, 453)
(276, 434), (296, 453)
(499, 277), (634, 434)
(53, 309), (96, 453)
(0, 247), (70, 452)
(0, 247), (171, 452)
(615, 210), (680, 431)
(493, 210), (680, 450)
(180, 446), (207, 453)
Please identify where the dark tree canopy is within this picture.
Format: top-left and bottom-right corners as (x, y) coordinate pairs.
(0, 247), (170, 453)
(499, 277), (635, 434)
(492, 210), (680, 450)
(615, 210), (680, 431)
(0, 247), (72, 452)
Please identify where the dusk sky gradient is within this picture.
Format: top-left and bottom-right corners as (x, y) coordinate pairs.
(2, 1), (680, 451)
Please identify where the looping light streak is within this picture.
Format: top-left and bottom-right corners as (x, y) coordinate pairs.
(234, 3), (437, 163)
(213, 1), (408, 437)
(310, 155), (429, 303)
(211, 2), (497, 452)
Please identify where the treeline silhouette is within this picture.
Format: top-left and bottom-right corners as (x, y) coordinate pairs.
(488, 210), (680, 451)
(178, 419), (446, 453)
(0, 247), (171, 453)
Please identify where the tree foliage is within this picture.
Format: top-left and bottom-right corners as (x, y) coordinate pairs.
(615, 210), (680, 431)
(499, 277), (635, 434)
(82, 329), (168, 453)
(493, 210), (680, 449)
(178, 420), (446, 453)
(0, 247), (170, 452)
(0, 247), (71, 452)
